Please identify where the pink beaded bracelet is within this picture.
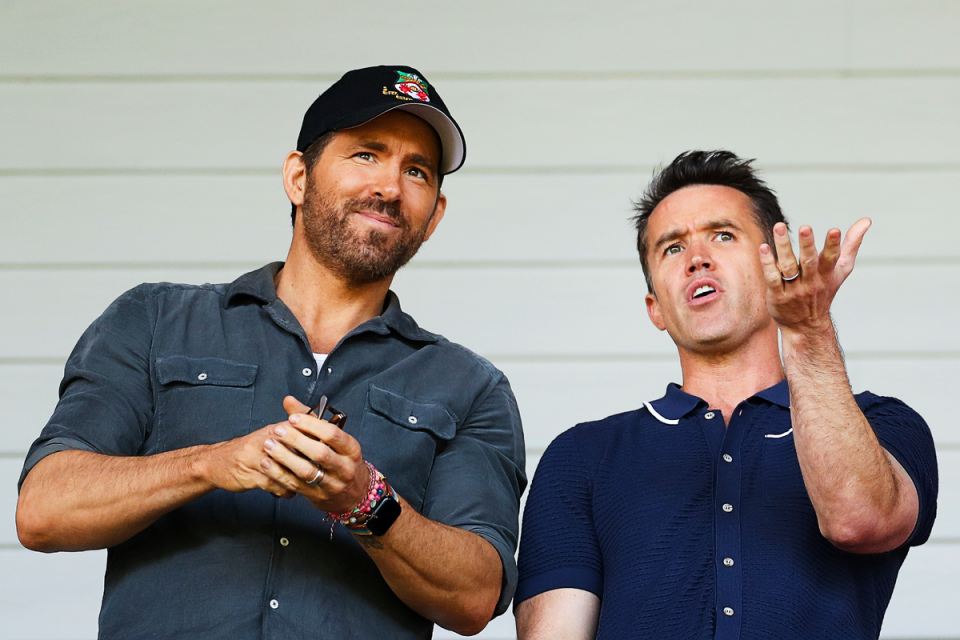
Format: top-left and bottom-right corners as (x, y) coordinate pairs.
(324, 461), (392, 538)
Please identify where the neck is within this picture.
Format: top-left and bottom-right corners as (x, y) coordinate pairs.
(677, 327), (784, 425)
(277, 238), (393, 354)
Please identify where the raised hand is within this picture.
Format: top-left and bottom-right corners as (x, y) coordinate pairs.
(758, 218), (871, 335)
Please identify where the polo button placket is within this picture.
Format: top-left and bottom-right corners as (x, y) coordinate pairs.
(714, 403), (748, 639)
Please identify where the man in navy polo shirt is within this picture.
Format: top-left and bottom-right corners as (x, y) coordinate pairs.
(515, 150), (937, 639)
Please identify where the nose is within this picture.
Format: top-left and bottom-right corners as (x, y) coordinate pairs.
(372, 165), (402, 202)
(687, 239), (712, 273)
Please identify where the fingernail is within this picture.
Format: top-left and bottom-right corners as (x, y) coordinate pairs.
(261, 458), (272, 470)
(264, 439), (275, 450)
(275, 425), (287, 437)
(289, 414), (301, 425)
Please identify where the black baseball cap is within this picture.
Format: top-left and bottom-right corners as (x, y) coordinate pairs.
(297, 65), (466, 175)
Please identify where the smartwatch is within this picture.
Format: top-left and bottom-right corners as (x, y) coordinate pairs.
(367, 494), (402, 536)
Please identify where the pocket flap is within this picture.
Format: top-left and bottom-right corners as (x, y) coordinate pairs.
(367, 384), (456, 440)
(157, 356), (258, 387)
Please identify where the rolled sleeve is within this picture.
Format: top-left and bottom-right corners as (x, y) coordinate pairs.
(420, 373), (526, 616)
(515, 428), (603, 605)
(859, 392), (939, 546)
(19, 286), (155, 490)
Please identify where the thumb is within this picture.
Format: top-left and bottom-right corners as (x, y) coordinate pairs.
(282, 395), (312, 416)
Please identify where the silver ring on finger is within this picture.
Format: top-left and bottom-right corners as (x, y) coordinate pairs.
(781, 269), (800, 282)
(305, 465), (325, 486)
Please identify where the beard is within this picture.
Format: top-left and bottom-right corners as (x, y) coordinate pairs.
(300, 182), (434, 287)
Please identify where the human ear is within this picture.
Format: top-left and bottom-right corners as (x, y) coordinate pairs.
(646, 292), (666, 331)
(422, 192), (447, 242)
(282, 151), (307, 208)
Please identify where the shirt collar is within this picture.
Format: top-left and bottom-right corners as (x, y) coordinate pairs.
(645, 378), (790, 424)
(223, 262), (439, 344)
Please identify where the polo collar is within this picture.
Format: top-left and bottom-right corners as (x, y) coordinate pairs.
(643, 379), (790, 425)
(222, 262), (439, 344)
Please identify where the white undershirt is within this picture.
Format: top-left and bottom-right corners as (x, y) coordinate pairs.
(313, 353), (328, 370)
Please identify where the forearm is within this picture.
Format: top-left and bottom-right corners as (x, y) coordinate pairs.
(782, 323), (918, 552)
(16, 448), (215, 552)
(356, 495), (503, 636)
(516, 589), (600, 640)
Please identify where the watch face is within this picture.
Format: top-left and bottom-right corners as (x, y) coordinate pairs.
(369, 497), (402, 536)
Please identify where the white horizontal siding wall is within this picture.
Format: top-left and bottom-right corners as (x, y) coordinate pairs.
(1, 2), (957, 639)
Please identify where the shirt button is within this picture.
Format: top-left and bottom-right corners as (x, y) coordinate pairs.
(408, 416), (418, 425)
(197, 372), (208, 381)
(723, 607), (734, 616)
(327, 367), (332, 374)
(269, 599), (279, 610)
(301, 367), (312, 377)
(704, 411), (716, 420)
(723, 454), (733, 463)
(723, 557), (734, 567)
(722, 503), (734, 513)
(280, 537), (289, 547)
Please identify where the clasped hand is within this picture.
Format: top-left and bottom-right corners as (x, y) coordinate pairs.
(759, 218), (871, 336)
(257, 396), (371, 513)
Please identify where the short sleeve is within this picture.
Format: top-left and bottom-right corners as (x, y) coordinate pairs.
(859, 392), (939, 546)
(515, 428), (603, 605)
(419, 373), (527, 617)
(18, 286), (155, 490)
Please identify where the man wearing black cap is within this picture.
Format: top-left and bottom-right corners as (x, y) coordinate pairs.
(17, 66), (525, 640)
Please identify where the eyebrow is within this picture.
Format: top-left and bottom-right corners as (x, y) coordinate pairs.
(652, 218), (743, 251)
(351, 140), (438, 175)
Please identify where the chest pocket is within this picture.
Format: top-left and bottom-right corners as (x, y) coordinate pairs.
(154, 356), (259, 453)
(357, 384), (457, 512)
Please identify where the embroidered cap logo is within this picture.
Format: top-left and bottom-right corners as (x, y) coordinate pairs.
(394, 71), (430, 102)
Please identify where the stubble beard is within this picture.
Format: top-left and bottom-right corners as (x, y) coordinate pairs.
(300, 183), (433, 287)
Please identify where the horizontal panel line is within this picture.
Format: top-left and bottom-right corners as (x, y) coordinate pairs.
(4, 164), (960, 178)
(1, 257), (959, 271)
(2, 69), (960, 84)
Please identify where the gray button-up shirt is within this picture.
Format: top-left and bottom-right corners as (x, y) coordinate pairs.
(20, 263), (527, 640)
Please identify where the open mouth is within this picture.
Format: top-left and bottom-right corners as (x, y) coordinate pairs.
(693, 285), (716, 299)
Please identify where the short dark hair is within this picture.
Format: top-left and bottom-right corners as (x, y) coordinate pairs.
(632, 150), (787, 292)
(289, 127), (445, 227)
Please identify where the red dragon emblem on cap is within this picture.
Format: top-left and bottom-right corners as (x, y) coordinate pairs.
(395, 71), (430, 102)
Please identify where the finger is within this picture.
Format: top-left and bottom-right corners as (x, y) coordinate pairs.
(795, 225), (819, 275)
(263, 437), (325, 485)
(819, 228), (842, 275)
(285, 412), (360, 458)
(759, 243), (784, 287)
(772, 223), (799, 278)
(840, 217), (872, 263)
(259, 456), (303, 496)
(283, 395), (312, 416)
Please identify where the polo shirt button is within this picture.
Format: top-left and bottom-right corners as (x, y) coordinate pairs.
(280, 537), (289, 546)
(723, 557), (734, 566)
(301, 367), (312, 377)
(705, 411), (716, 419)
(408, 416), (418, 425)
(722, 503), (734, 512)
(723, 607), (734, 616)
(723, 454), (733, 463)
(269, 599), (279, 609)
(327, 367), (333, 374)
(197, 372), (208, 381)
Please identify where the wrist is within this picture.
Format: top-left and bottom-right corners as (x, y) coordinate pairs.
(326, 462), (402, 537)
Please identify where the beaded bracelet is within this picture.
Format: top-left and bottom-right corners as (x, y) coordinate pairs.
(324, 461), (392, 538)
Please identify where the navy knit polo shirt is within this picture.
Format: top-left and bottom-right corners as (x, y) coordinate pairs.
(516, 381), (937, 640)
